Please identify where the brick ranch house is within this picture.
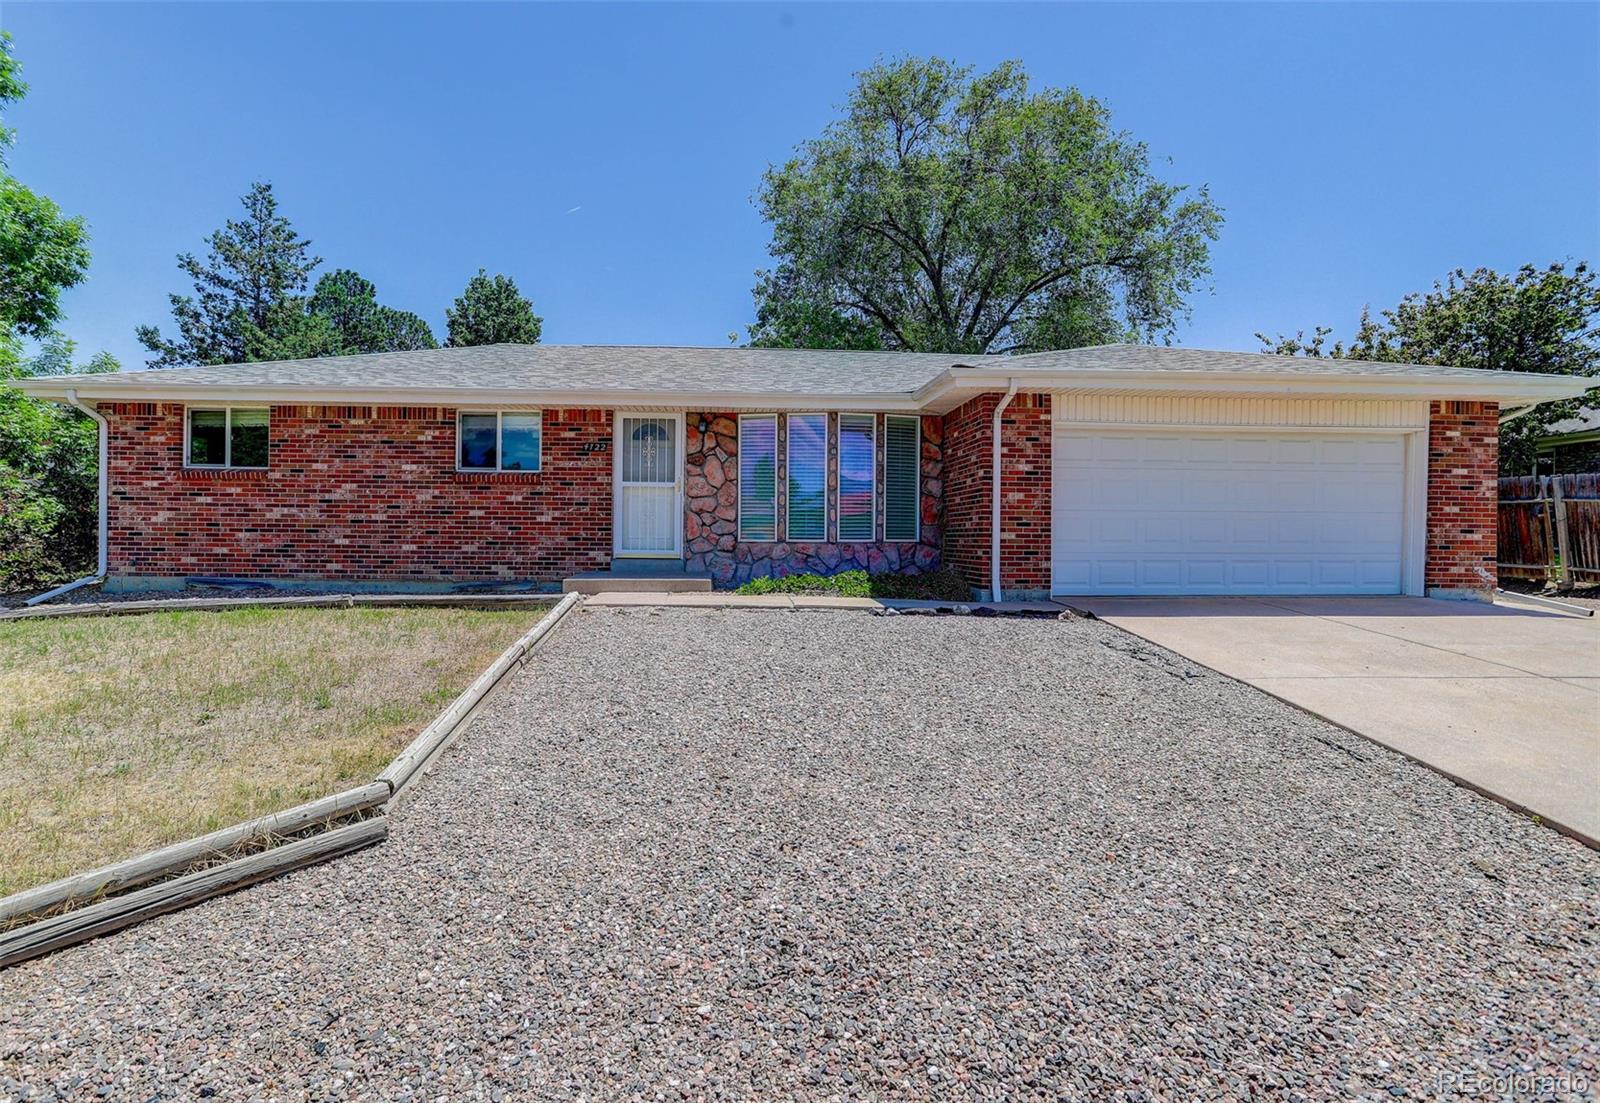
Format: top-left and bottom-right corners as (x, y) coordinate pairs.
(17, 344), (1588, 600)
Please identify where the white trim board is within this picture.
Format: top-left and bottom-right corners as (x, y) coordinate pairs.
(612, 411), (685, 560)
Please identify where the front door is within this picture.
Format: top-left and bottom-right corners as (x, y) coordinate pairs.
(615, 413), (683, 558)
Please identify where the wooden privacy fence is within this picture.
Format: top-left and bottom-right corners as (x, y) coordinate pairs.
(1499, 474), (1600, 584)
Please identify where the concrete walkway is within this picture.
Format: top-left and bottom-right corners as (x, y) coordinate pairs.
(1067, 595), (1600, 846)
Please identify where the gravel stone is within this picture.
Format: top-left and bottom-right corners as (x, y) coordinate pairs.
(2, 608), (1596, 1100)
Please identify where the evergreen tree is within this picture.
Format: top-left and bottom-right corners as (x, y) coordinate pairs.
(445, 269), (541, 346)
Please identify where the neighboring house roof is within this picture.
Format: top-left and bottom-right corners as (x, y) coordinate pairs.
(1537, 407), (1600, 444)
(15, 343), (1591, 412)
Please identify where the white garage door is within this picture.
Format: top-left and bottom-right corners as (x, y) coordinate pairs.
(1051, 429), (1407, 595)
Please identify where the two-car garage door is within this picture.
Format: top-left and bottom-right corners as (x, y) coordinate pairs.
(1050, 426), (1409, 596)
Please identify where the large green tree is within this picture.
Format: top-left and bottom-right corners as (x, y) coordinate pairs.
(445, 269), (542, 346)
(139, 188), (440, 365)
(137, 181), (321, 366)
(307, 269), (436, 353)
(1258, 263), (1600, 474)
(0, 32), (106, 589)
(242, 269), (438, 361)
(1, 337), (117, 588)
(749, 57), (1222, 353)
(0, 32), (89, 347)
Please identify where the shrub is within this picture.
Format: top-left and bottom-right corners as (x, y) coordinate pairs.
(734, 566), (974, 602)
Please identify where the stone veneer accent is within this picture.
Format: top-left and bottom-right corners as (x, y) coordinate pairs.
(940, 393), (1053, 598)
(1426, 399), (1499, 598)
(98, 402), (613, 584)
(683, 412), (943, 587)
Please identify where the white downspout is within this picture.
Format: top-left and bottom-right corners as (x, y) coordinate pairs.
(24, 389), (108, 606)
(990, 378), (1020, 602)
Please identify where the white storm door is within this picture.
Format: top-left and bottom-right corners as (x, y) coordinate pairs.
(616, 414), (682, 557)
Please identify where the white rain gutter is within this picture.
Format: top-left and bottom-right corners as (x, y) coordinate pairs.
(1497, 403), (1541, 425)
(25, 389), (108, 606)
(990, 378), (1020, 601)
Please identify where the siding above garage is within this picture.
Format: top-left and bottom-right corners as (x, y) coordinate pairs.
(1051, 394), (1430, 430)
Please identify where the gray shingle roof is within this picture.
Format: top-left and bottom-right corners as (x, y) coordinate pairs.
(1542, 407), (1600, 437)
(21, 342), (1578, 399)
(1003, 344), (1523, 379)
(100, 345), (964, 396)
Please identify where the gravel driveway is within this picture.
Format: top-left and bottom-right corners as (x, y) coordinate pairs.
(3, 608), (1596, 1101)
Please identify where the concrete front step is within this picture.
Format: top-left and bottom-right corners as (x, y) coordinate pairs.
(562, 572), (714, 595)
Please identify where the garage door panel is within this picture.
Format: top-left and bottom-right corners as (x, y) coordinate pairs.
(1053, 427), (1407, 596)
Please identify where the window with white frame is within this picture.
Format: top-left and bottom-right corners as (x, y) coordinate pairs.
(836, 413), (876, 541)
(457, 410), (542, 472)
(737, 414), (778, 541)
(786, 413), (827, 541)
(187, 407), (269, 469)
(884, 415), (921, 541)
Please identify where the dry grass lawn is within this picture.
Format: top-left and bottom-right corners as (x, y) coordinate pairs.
(0, 605), (540, 897)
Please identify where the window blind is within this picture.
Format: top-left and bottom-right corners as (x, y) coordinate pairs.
(786, 413), (827, 541)
(738, 415), (778, 541)
(837, 413), (875, 542)
(884, 415), (920, 541)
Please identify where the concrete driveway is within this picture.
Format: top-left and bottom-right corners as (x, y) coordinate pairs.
(1069, 595), (1600, 845)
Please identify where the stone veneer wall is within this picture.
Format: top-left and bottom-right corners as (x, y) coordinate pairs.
(683, 412), (944, 587)
(1425, 399), (1499, 597)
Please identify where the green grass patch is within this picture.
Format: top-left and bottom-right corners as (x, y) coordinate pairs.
(0, 605), (539, 896)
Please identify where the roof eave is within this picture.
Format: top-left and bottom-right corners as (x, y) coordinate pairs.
(915, 368), (1593, 413)
(8, 378), (930, 412)
(16, 366), (1589, 411)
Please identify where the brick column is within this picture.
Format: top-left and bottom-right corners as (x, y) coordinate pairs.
(1425, 400), (1499, 599)
(940, 392), (1052, 599)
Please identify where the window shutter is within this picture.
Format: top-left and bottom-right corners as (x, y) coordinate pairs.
(738, 415), (778, 541)
(884, 415), (920, 542)
(836, 413), (876, 542)
(786, 414), (827, 541)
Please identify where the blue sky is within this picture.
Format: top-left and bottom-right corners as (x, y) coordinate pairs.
(5, 2), (1597, 370)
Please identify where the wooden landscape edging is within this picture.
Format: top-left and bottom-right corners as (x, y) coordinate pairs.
(379, 591), (581, 793)
(0, 782), (393, 926)
(0, 591), (560, 621)
(0, 592), (584, 969)
(0, 820), (389, 968)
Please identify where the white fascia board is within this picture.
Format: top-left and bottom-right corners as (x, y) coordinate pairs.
(9, 379), (929, 413)
(16, 367), (1590, 412)
(917, 368), (1594, 411)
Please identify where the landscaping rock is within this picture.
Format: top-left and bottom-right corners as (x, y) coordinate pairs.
(3, 611), (1594, 1101)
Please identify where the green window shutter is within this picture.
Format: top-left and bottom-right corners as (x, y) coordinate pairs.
(786, 413), (827, 541)
(884, 415), (920, 542)
(738, 415), (777, 541)
(837, 413), (876, 542)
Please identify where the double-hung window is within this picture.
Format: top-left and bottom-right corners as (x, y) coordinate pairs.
(187, 407), (269, 469)
(785, 413), (827, 541)
(883, 415), (921, 541)
(737, 415), (778, 541)
(458, 411), (542, 472)
(836, 413), (876, 541)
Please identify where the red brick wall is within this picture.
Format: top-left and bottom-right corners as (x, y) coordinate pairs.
(1426, 400), (1499, 596)
(100, 402), (613, 584)
(940, 393), (1052, 596)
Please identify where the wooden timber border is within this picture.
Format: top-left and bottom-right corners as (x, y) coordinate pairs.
(0, 592), (583, 968)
